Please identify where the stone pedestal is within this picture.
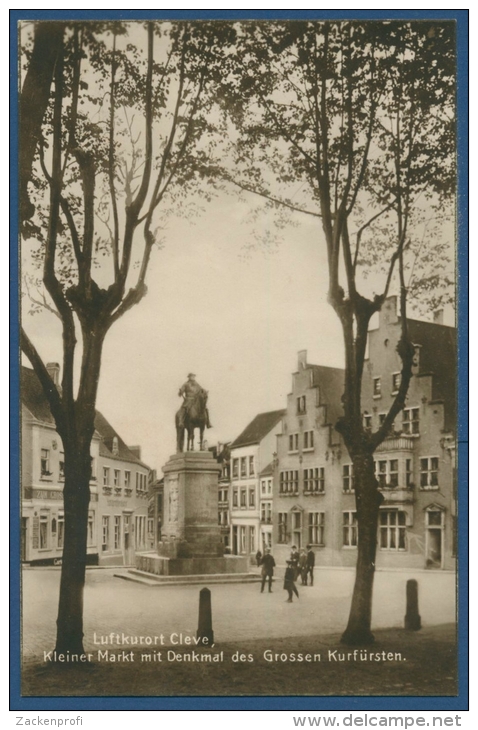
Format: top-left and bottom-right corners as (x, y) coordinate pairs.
(138, 451), (247, 577)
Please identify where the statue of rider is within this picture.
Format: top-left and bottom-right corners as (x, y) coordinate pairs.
(178, 373), (212, 429)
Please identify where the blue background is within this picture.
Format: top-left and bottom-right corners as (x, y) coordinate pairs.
(9, 8), (469, 713)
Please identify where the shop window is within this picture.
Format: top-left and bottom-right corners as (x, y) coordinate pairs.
(39, 512), (49, 549)
(58, 512), (64, 549)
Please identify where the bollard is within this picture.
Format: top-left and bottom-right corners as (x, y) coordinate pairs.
(197, 587), (214, 646)
(404, 579), (421, 630)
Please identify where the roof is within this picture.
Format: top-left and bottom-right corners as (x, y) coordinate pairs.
(260, 461), (274, 477)
(21, 366), (56, 425)
(308, 364), (345, 426)
(231, 409), (285, 449)
(94, 410), (150, 468)
(21, 366), (149, 469)
(407, 319), (456, 431)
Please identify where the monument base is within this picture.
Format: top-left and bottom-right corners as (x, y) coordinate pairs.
(136, 551), (248, 576)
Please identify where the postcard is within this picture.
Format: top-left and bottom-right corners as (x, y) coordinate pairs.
(11, 9), (468, 713)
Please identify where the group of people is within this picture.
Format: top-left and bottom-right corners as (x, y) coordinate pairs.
(257, 545), (315, 603)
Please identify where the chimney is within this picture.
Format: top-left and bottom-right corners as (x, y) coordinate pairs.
(128, 445), (141, 460)
(433, 309), (444, 325)
(298, 350), (307, 369)
(46, 362), (60, 387)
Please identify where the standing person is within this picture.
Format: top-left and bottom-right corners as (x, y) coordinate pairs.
(255, 549), (262, 568)
(298, 548), (307, 585)
(283, 560), (299, 602)
(290, 545), (300, 580)
(260, 548), (275, 593)
(306, 544), (315, 586)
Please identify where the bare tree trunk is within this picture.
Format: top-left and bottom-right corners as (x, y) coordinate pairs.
(341, 451), (383, 645)
(55, 444), (91, 655)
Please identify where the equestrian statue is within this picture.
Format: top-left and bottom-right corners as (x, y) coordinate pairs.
(175, 373), (212, 453)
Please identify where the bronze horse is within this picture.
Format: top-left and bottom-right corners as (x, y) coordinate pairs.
(175, 389), (208, 452)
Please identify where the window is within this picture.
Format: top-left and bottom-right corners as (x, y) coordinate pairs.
(373, 377), (382, 397)
(249, 526), (255, 553)
(136, 473), (147, 491)
(249, 488), (255, 508)
(261, 502), (272, 523)
(232, 459), (239, 478)
(278, 513), (288, 543)
(292, 512), (302, 548)
(90, 457), (96, 480)
(280, 470), (299, 494)
(40, 449), (51, 477)
(232, 489), (238, 507)
(267, 479), (272, 495)
(103, 467), (110, 487)
(379, 510), (406, 550)
(87, 512), (94, 547)
(125, 470), (131, 489)
(392, 372), (401, 393)
(363, 414), (372, 431)
(343, 464), (354, 493)
(249, 456), (255, 476)
(378, 413), (394, 435)
(420, 457), (439, 489)
(297, 395), (306, 414)
(261, 480), (267, 496)
(114, 516), (121, 550)
(39, 512), (49, 548)
(114, 469), (120, 487)
(59, 452), (65, 480)
(303, 430), (314, 450)
(375, 459), (399, 488)
(426, 509), (444, 568)
(223, 464), (230, 479)
(240, 457), (247, 478)
(304, 467), (325, 493)
(406, 459), (413, 487)
(102, 516), (110, 551)
(343, 511), (358, 547)
(58, 512), (64, 549)
(240, 489), (247, 507)
(308, 512), (325, 545)
(403, 407), (419, 435)
(288, 433), (299, 452)
(239, 526), (246, 553)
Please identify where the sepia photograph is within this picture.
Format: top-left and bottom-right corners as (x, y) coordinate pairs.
(13, 10), (466, 710)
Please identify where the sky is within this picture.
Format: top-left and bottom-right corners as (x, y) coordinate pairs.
(22, 190), (347, 472)
(19, 19), (456, 475)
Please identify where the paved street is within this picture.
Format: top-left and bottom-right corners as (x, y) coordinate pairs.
(22, 566), (456, 658)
